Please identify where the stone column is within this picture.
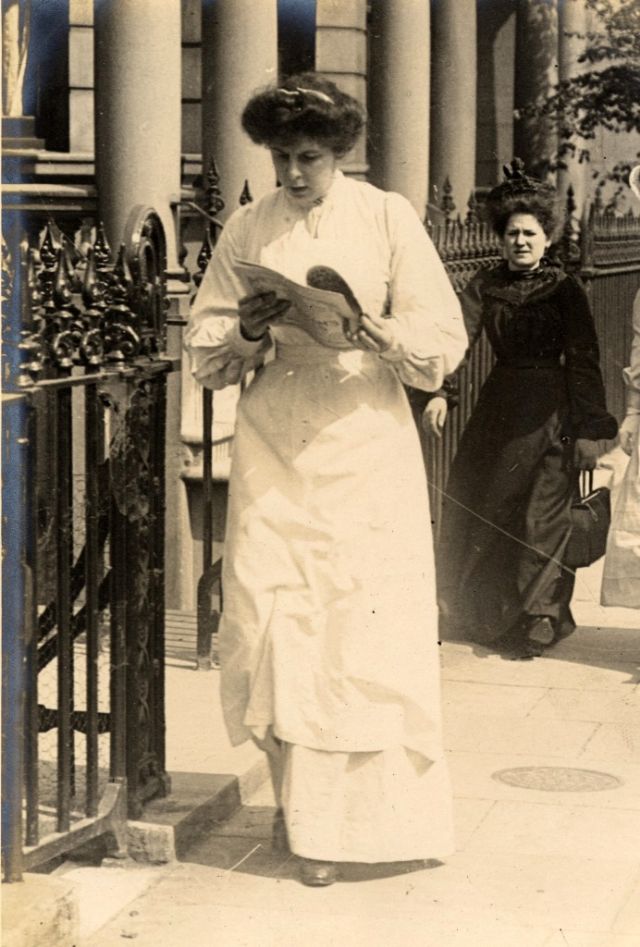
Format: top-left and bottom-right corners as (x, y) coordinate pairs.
(68, 0), (94, 153)
(557, 0), (588, 214)
(513, 0), (558, 179)
(368, 0), (430, 213)
(430, 0), (477, 215)
(316, 0), (367, 179)
(94, 0), (181, 270)
(201, 0), (278, 215)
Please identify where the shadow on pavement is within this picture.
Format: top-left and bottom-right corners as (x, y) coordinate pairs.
(180, 805), (445, 885)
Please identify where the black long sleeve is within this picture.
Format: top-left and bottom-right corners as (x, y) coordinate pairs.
(561, 275), (618, 441)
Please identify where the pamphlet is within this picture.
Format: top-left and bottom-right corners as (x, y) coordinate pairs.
(234, 260), (361, 350)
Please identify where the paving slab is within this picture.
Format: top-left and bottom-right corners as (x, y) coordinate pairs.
(85, 860), (555, 947)
(527, 686), (640, 724)
(51, 862), (166, 941)
(580, 723), (640, 763)
(442, 679), (548, 718)
(612, 869), (640, 935)
(463, 799), (640, 862)
(441, 647), (638, 691)
(543, 932), (640, 946)
(69, 553), (640, 946)
(444, 711), (599, 757)
(447, 851), (638, 933)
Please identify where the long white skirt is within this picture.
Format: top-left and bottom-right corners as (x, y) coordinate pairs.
(601, 432), (640, 607)
(219, 340), (454, 861)
(281, 743), (454, 862)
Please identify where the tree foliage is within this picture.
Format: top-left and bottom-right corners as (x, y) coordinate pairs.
(519, 0), (640, 183)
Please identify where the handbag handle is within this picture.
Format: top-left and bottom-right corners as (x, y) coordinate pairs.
(580, 470), (594, 497)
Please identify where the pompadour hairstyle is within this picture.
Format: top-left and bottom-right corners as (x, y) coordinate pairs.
(241, 72), (365, 157)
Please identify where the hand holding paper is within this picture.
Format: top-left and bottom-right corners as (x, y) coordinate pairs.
(238, 291), (291, 341)
(307, 265), (394, 354)
(234, 260), (362, 349)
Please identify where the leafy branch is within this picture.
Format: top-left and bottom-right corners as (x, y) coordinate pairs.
(516, 0), (640, 183)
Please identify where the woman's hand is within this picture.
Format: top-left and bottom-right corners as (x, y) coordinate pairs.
(346, 313), (395, 354)
(238, 291), (291, 341)
(574, 438), (599, 470)
(422, 397), (448, 438)
(619, 413), (640, 455)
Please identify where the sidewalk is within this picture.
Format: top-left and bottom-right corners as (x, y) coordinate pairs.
(47, 547), (637, 947)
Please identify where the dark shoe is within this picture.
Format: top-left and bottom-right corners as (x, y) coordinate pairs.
(553, 616), (576, 643)
(299, 858), (337, 887)
(272, 808), (289, 854)
(508, 641), (544, 660)
(526, 616), (555, 647)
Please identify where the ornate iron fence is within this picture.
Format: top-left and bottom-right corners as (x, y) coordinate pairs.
(1, 206), (176, 881)
(189, 171), (640, 665)
(424, 187), (640, 534)
(425, 209), (502, 534)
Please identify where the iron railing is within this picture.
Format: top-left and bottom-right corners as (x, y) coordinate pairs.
(424, 184), (640, 534)
(190, 173), (640, 649)
(1, 206), (176, 881)
(190, 162), (254, 671)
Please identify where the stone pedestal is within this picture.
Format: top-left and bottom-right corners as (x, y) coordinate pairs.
(1, 115), (44, 149)
(368, 0), (430, 212)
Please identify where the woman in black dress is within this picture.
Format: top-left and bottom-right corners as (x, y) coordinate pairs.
(430, 162), (618, 658)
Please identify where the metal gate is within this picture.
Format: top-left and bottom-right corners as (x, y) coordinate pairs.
(2, 206), (177, 880)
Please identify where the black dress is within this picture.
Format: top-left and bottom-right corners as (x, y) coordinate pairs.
(436, 261), (617, 647)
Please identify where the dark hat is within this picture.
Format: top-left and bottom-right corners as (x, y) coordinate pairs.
(487, 158), (555, 205)
(484, 158), (558, 237)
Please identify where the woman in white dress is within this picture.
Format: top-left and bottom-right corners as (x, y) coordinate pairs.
(185, 73), (467, 886)
(601, 166), (640, 607)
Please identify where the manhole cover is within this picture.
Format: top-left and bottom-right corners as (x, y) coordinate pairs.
(492, 766), (622, 792)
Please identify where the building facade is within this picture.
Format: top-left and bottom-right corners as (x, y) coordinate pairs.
(3, 0), (638, 610)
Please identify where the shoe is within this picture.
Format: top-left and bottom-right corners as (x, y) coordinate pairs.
(272, 808), (289, 854)
(553, 616), (576, 643)
(299, 858), (337, 887)
(508, 641), (544, 660)
(526, 616), (555, 646)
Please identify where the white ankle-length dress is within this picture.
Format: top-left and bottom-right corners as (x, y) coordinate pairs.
(601, 289), (640, 608)
(185, 171), (467, 862)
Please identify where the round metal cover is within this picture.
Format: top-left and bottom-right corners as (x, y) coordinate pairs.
(492, 766), (621, 792)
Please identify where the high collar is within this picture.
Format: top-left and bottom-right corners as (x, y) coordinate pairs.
(484, 260), (566, 303)
(282, 169), (344, 215)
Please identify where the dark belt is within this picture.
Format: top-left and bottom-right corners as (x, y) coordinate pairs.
(495, 358), (563, 370)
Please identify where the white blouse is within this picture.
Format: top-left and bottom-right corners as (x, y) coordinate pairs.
(185, 171), (467, 390)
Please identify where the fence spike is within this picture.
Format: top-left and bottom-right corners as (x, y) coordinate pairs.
(94, 223), (112, 271)
(441, 177), (456, 219)
(205, 157), (225, 217)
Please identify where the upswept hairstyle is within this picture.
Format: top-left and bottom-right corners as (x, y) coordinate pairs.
(485, 159), (560, 239)
(241, 72), (365, 157)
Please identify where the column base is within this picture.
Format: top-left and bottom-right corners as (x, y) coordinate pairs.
(2, 116), (45, 150)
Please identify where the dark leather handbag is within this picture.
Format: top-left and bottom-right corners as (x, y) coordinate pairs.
(565, 471), (611, 569)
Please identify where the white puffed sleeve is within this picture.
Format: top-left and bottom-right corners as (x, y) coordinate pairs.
(623, 289), (640, 413)
(184, 208), (271, 390)
(379, 193), (467, 392)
